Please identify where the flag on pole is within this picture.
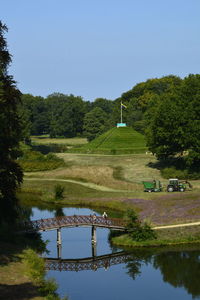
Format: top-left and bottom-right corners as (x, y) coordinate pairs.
(121, 102), (127, 109)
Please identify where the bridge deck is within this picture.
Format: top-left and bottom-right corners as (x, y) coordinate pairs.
(24, 215), (127, 232)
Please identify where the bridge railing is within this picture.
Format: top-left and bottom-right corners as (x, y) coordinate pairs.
(23, 215), (127, 232)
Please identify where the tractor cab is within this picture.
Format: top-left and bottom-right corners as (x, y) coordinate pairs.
(167, 178), (185, 192)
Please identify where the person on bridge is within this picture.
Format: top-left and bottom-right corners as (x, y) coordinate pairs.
(102, 212), (107, 218)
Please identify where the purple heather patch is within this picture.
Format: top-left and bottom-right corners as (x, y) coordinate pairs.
(125, 197), (200, 225)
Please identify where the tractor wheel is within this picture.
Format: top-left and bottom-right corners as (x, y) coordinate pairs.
(179, 187), (184, 192)
(167, 186), (174, 192)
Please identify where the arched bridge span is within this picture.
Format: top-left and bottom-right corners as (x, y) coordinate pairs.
(25, 215), (127, 232)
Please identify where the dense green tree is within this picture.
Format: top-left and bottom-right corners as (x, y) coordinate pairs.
(180, 75), (200, 169)
(111, 74), (200, 170)
(83, 107), (109, 141)
(47, 93), (86, 138)
(146, 74), (200, 173)
(22, 93), (87, 138)
(0, 21), (23, 224)
(146, 93), (190, 158)
(92, 98), (114, 114)
(22, 94), (49, 135)
(114, 75), (182, 131)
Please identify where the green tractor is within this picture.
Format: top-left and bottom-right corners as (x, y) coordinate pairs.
(167, 178), (192, 192)
(142, 180), (162, 192)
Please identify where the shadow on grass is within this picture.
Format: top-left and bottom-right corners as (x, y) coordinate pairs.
(0, 230), (47, 266)
(147, 157), (186, 170)
(147, 157), (200, 180)
(0, 282), (40, 300)
(31, 144), (68, 154)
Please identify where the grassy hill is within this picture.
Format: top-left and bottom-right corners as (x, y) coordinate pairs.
(78, 127), (147, 154)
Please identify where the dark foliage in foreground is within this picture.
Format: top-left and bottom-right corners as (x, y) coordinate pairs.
(0, 21), (23, 224)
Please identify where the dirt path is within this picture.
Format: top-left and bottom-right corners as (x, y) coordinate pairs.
(153, 221), (200, 230)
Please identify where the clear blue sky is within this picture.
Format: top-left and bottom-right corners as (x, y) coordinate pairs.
(1, 0), (200, 101)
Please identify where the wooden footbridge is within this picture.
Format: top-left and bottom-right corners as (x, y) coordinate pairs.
(45, 251), (132, 272)
(24, 215), (127, 244)
(26, 215), (126, 231)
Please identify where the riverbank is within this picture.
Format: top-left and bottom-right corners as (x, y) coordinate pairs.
(18, 150), (200, 249)
(18, 188), (200, 249)
(19, 177), (200, 226)
(0, 235), (68, 300)
(0, 242), (44, 300)
(111, 224), (200, 248)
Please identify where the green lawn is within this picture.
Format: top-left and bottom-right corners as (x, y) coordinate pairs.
(112, 225), (200, 248)
(77, 127), (147, 154)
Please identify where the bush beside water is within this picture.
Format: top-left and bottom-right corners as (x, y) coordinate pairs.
(125, 210), (157, 242)
(18, 150), (65, 172)
(23, 249), (68, 300)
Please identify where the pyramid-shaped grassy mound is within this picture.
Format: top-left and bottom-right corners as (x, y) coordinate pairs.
(79, 127), (147, 154)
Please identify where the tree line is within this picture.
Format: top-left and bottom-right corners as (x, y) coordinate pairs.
(117, 74), (200, 177)
(21, 93), (115, 141)
(22, 74), (200, 172)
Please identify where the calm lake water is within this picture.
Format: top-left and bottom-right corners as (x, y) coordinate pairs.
(30, 206), (200, 300)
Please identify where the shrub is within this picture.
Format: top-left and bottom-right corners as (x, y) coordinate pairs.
(23, 249), (45, 285)
(54, 184), (65, 200)
(130, 222), (157, 242)
(125, 210), (156, 242)
(39, 278), (58, 296)
(18, 150), (65, 171)
(161, 166), (200, 180)
(22, 249), (68, 300)
(161, 167), (188, 179)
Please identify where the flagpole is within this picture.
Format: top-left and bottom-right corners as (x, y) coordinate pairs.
(121, 102), (122, 123)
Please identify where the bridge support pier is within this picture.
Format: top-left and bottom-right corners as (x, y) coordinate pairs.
(91, 226), (97, 244)
(57, 227), (62, 245)
(57, 243), (62, 259)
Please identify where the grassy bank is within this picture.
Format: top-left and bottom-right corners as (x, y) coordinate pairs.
(18, 183), (140, 214)
(0, 235), (46, 300)
(20, 172), (200, 226)
(0, 232), (67, 300)
(112, 225), (200, 248)
(0, 250), (44, 300)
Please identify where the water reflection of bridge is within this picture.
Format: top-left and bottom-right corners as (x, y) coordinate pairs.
(45, 251), (132, 272)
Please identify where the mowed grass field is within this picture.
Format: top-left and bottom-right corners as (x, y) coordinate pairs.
(20, 131), (200, 225)
(75, 127), (147, 154)
(24, 152), (162, 190)
(22, 146), (200, 225)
